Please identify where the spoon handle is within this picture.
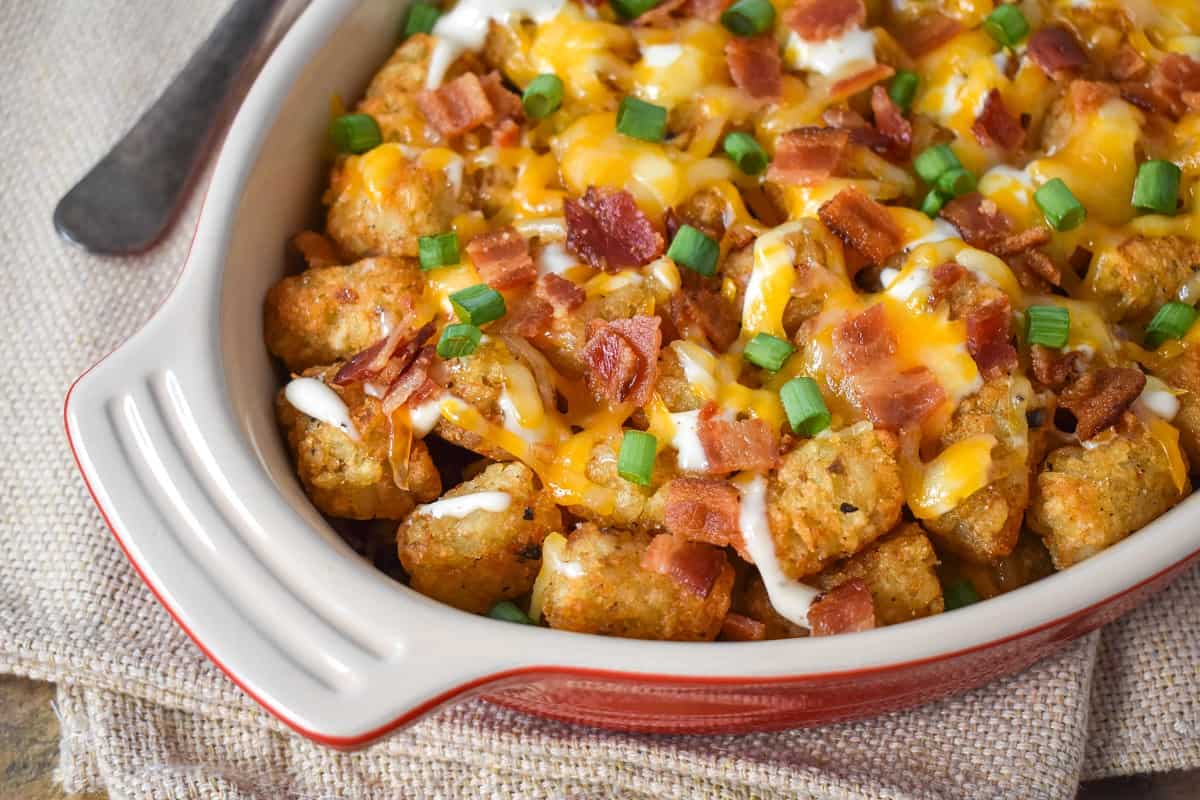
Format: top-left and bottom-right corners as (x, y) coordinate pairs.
(54, 0), (286, 255)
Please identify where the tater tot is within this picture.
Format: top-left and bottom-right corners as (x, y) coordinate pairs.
(816, 523), (944, 625)
(1088, 235), (1200, 323)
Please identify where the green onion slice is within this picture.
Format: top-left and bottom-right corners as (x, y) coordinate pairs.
(720, 0), (776, 36)
(934, 167), (976, 198)
(1034, 178), (1087, 231)
(780, 377), (831, 436)
(450, 284), (506, 326)
(522, 74), (564, 120)
(403, 1), (441, 38)
(920, 189), (950, 218)
(436, 323), (482, 358)
(888, 70), (920, 112)
(983, 4), (1029, 47)
(329, 114), (381, 155)
(617, 430), (657, 486)
(418, 231), (460, 271)
(616, 96), (668, 143)
(1025, 305), (1070, 349)
(1145, 301), (1198, 348)
(743, 333), (795, 372)
(666, 224), (719, 277)
(612, 0), (660, 19)
(943, 579), (981, 611)
(487, 600), (534, 625)
(1132, 159), (1181, 215)
(723, 131), (770, 175)
(913, 144), (961, 184)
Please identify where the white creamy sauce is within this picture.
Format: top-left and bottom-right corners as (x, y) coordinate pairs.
(669, 409), (710, 472)
(903, 218), (961, 252)
(500, 387), (546, 444)
(409, 394), (446, 437)
(1137, 377), (1181, 421)
(937, 74), (966, 118)
(426, 0), (565, 88)
(536, 242), (579, 275)
(443, 156), (465, 196)
(878, 267), (900, 288)
(734, 474), (820, 627)
(363, 381), (386, 399)
(640, 43), (684, 68)
(415, 491), (512, 518)
(376, 308), (395, 336)
(784, 28), (877, 80)
(884, 266), (932, 302)
(284, 378), (360, 442)
(670, 341), (719, 398)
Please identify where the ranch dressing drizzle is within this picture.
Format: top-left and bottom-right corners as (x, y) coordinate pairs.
(426, 0), (565, 88)
(415, 491), (512, 518)
(734, 474), (820, 628)
(284, 378), (360, 442)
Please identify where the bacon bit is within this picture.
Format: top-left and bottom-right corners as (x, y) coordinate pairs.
(480, 71), (525, 124)
(972, 89), (1025, 151)
(1008, 250), (1061, 293)
(833, 304), (895, 368)
(1027, 27), (1088, 78)
(565, 187), (665, 272)
(830, 64), (895, 100)
(333, 322), (435, 386)
(898, 13), (962, 57)
(767, 127), (850, 185)
(1070, 80), (1119, 115)
(726, 35), (782, 100)
(965, 298), (1017, 380)
(417, 73), (495, 137)
(663, 477), (745, 555)
(665, 287), (741, 351)
(687, 0), (733, 22)
(506, 297), (554, 338)
(939, 192), (1012, 251)
(992, 226), (1052, 257)
(1137, 54), (1200, 118)
(641, 533), (728, 599)
(818, 186), (903, 265)
(720, 613), (767, 641)
(1030, 345), (1083, 392)
(870, 86), (912, 161)
(582, 316), (662, 407)
(783, 0), (865, 42)
(466, 227), (536, 290)
(1111, 45), (1147, 82)
(491, 118), (522, 148)
(537, 273), (585, 314)
(824, 107), (896, 158)
(858, 367), (946, 430)
(809, 578), (876, 636)
(381, 346), (439, 415)
(928, 260), (967, 308)
(1059, 367), (1146, 440)
(697, 403), (781, 473)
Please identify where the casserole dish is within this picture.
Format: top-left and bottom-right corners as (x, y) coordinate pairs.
(65, 0), (1200, 746)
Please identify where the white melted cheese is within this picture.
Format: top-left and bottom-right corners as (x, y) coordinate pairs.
(784, 27), (877, 81)
(640, 43), (683, 68)
(415, 491), (512, 518)
(426, 0), (565, 88)
(536, 242), (579, 275)
(284, 378), (360, 442)
(734, 474), (820, 628)
(669, 409), (710, 472)
(1137, 376), (1181, 421)
(408, 394), (446, 437)
(903, 218), (961, 252)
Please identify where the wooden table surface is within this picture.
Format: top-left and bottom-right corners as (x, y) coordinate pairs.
(0, 674), (1192, 798)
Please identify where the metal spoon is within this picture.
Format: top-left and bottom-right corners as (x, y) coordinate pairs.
(54, 0), (286, 255)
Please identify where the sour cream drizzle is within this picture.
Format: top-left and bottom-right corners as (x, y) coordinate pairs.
(426, 0), (565, 88)
(669, 409), (710, 472)
(284, 378), (360, 441)
(734, 474), (820, 628)
(416, 491), (512, 518)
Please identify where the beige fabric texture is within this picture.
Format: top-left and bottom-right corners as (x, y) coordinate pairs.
(0, 1), (1196, 798)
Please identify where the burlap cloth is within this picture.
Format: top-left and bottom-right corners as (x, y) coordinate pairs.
(0, 2), (1197, 798)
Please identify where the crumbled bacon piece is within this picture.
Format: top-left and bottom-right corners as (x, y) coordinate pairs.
(928, 261), (967, 308)
(939, 192), (1012, 251)
(491, 118), (522, 148)
(767, 127), (850, 185)
(582, 316), (662, 407)
(965, 298), (1017, 380)
(1027, 27), (1088, 78)
(565, 187), (664, 272)
(506, 298), (555, 338)
(830, 64), (895, 100)
(665, 287), (741, 351)
(417, 73), (496, 137)
(833, 304), (895, 368)
(783, 0), (865, 42)
(992, 226), (1052, 257)
(1111, 45), (1147, 81)
(382, 346), (440, 415)
(720, 613), (767, 641)
(809, 578), (876, 636)
(1030, 345), (1083, 392)
(818, 187), (903, 265)
(1058, 367), (1146, 440)
(641, 533), (728, 598)
(333, 322), (434, 386)
(537, 273), (585, 314)
(858, 367), (947, 430)
(687, 0), (733, 22)
(480, 71), (525, 125)
(870, 86), (912, 161)
(466, 227), (536, 290)
(726, 35), (782, 100)
(898, 13), (962, 57)
(1141, 54), (1200, 118)
(1070, 80), (1119, 115)
(972, 89), (1025, 151)
(663, 478), (745, 555)
(697, 403), (781, 473)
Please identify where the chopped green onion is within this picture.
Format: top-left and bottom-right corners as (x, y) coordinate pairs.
(723, 131), (770, 175)
(450, 284), (506, 326)
(611, 0), (660, 20)
(935, 167), (976, 198)
(720, 0), (775, 36)
(983, 4), (1029, 47)
(329, 114), (381, 155)
(487, 600), (534, 625)
(920, 189), (950, 218)
(888, 70), (920, 112)
(666, 224), (719, 277)
(743, 333), (795, 372)
(616, 96), (668, 143)
(403, 1), (441, 37)
(1025, 305), (1070, 349)
(780, 377), (831, 436)
(1132, 159), (1181, 215)
(418, 231), (459, 270)
(913, 144), (961, 184)
(617, 430), (657, 486)
(1034, 178), (1087, 232)
(943, 579), (981, 611)
(436, 323), (482, 358)
(522, 74), (564, 120)
(1145, 301), (1198, 348)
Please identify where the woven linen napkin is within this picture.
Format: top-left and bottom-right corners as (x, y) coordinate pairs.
(0, 2), (1197, 798)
